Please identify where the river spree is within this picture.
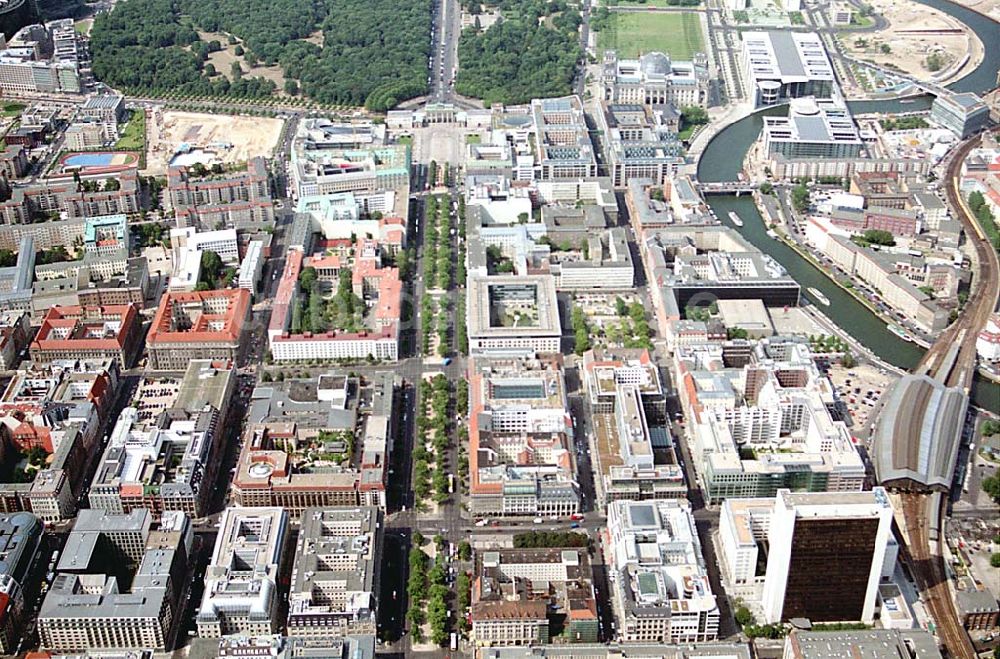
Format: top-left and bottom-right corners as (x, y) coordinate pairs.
(695, 0), (1000, 411)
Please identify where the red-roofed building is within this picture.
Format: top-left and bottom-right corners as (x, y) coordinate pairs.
(147, 289), (250, 370)
(30, 304), (144, 368)
(268, 247), (401, 362)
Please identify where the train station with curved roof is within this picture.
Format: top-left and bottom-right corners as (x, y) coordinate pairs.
(872, 374), (967, 493)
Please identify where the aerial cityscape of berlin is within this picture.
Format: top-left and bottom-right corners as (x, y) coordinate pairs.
(0, 0), (995, 656)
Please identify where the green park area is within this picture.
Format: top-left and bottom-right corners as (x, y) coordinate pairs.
(114, 109), (146, 151)
(606, 0), (701, 7)
(1, 103), (24, 117)
(596, 11), (704, 59)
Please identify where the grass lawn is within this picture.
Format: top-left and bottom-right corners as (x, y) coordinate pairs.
(607, 0), (702, 7)
(597, 11), (704, 60)
(114, 109), (146, 151)
(849, 13), (875, 28)
(1, 102), (24, 117)
(466, 134), (481, 144)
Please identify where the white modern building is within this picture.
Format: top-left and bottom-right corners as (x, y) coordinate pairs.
(741, 31), (835, 107)
(763, 98), (865, 160)
(977, 313), (1000, 364)
(238, 240), (264, 293)
(606, 499), (720, 643)
(170, 226), (239, 262)
(467, 275), (562, 357)
(719, 489), (894, 625)
(197, 507), (289, 638)
(168, 226), (239, 291)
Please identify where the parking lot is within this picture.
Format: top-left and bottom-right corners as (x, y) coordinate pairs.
(827, 363), (896, 432)
(132, 377), (182, 425)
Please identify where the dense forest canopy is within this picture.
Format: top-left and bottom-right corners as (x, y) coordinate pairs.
(456, 0), (582, 105)
(89, 0), (432, 109)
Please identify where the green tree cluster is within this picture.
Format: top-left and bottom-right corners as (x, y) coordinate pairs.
(513, 531), (589, 548)
(414, 375), (455, 505)
(408, 545), (429, 640)
(37, 245), (72, 265)
(983, 475), (1000, 505)
(90, 0), (431, 108)
(571, 305), (591, 355)
(456, 0), (581, 105)
(879, 116), (928, 131)
(427, 562), (451, 645)
(853, 229), (896, 247)
(968, 191), (1000, 251)
(680, 105), (708, 126)
(925, 52), (945, 72)
(135, 222), (166, 248)
(791, 183), (810, 213)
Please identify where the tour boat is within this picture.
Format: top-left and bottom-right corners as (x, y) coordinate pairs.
(728, 211), (744, 227)
(807, 287), (830, 306)
(887, 323), (915, 342)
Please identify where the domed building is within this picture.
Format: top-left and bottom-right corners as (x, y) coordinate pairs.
(602, 49), (710, 108)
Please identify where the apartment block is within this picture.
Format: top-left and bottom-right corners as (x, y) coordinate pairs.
(146, 289), (251, 369)
(675, 338), (865, 503)
(805, 223), (950, 332)
(607, 499), (719, 643)
(0, 145), (29, 179)
(0, 170), (141, 230)
(168, 157), (275, 229)
(197, 507), (289, 638)
(0, 512), (42, 654)
(468, 356), (579, 518)
(30, 303), (145, 368)
(89, 406), (222, 519)
(39, 508), (189, 654)
(471, 547), (597, 647)
(0, 309), (29, 369)
(0, 359), (119, 521)
(287, 507), (382, 638)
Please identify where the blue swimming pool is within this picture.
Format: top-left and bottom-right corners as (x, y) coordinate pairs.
(63, 153), (116, 167)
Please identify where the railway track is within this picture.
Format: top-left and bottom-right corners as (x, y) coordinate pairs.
(898, 493), (975, 659)
(918, 131), (1000, 391)
(894, 131), (999, 659)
